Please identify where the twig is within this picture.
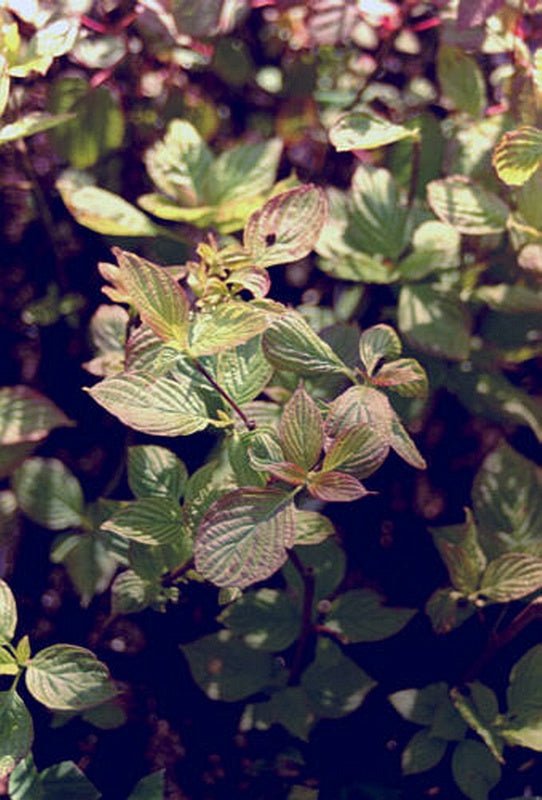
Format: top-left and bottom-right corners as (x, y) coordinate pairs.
(193, 359), (256, 431)
(288, 550), (316, 685)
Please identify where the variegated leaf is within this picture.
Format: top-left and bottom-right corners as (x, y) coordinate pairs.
(279, 386), (323, 471)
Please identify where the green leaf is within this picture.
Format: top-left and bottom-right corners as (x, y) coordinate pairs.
(451, 683), (503, 763)
(425, 588), (476, 634)
(0, 55), (9, 118)
(279, 386), (323, 471)
(359, 325), (402, 377)
(144, 119), (212, 206)
(301, 638), (376, 718)
(430, 509), (487, 594)
(8, 755), (41, 799)
(427, 176), (509, 235)
(189, 302), (267, 357)
(282, 539), (346, 603)
(348, 165), (409, 260)
(401, 730), (447, 775)
(451, 740), (501, 800)
(204, 138), (282, 205)
(293, 510), (335, 545)
(389, 683), (449, 725)
(88, 373), (210, 437)
(194, 488), (296, 588)
(324, 589), (416, 643)
(215, 336), (273, 406)
(13, 458), (84, 530)
(244, 185), (328, 268)
(330, 111), (418, 152)
(114, 249), (189, 347)
(127, 770), (165, 800)
(398, 220), (461, 281)
(0, 649), (19, 676)
(25, 645), (115, 711)
(0, 580), (17, 641)
(493, 126), (542, 187)
(0, 112), (74, 146)
(479, 553), (542, 602)
(506, 645), (542, 720)
(307, 471), (368, 502)
(262, 311), (350, 377)
(48, 78), (124, 169)
(128, 446), (188, 501)
(218, 588), (299, 651)
(111, 570), (154, 615)
(181, 630), (276, 701)
(41, 761), (101, 799)
(437, 45), (486, 118)
(58, 179), (158, 237)
(0, 692), (33, 767)
(472, 443), (542, 558)
(473, 284), (542, 314)
(242, 686), (315, 741)
(101, 497), (185, 547)
(398, 284), (471, 360)
(322, 424), (388, 479)
(372, 359), (429, 399)
(51, 530), (118, 608)
(0, 386), (71, 445)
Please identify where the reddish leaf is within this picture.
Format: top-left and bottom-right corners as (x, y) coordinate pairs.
(307, 471), (370, 503)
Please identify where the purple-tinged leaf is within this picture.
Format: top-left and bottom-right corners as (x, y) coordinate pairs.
(244, 185), (328, 268)
(359, 324), (402, 377)
(195, 488), (296, 588)
(307, 471), (369, 503)
(263, 310), (349, 376)
(457, 0), (505, 29)
(279, 386), (323, 471)
(323, 423), (388, 479)
(0, 387), (72, 446)
(188, 302), (268, 356)
(430, 509), (487, 595)
(267, 462), (307, 485)
(372, 358), (429, 398)
(478, 553), (542, 603)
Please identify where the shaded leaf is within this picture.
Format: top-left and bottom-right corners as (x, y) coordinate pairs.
(359, 324), (402, 377)
(41, 761), (101, 799)
(427, 176), (509, 235)
(325, 589), (416, 643)
(451, 683), (503, 763)
(293, 510), (334, 545)
(430, 509), (487, 594)
(13, 458), (84, 530)
(437, 45), (486, 117)
(451, 740), (501, 800)
(425, 588), (476, 634)
(0, 112), (74, 146)
(401, 729), (447, 775)
(0, 693), (33, 771)
(398, 284), (471, 360)
(348, 165), (409, 261)
(282, 539), (346, 603)
(127, 770), (165, 800)
(218, 588), (299, 651)
(0, 387), (71, 445)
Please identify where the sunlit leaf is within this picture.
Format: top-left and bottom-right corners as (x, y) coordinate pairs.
(0, 386), (72, 445)
(307, 470), (369, 502)
(26, 645), (115, 711)
(101, 497), (185, 547)
(493, 126), (542, 187)
(359, 324), (402, 377)
(204, 138), (282, 205)
(58, 180), (158, 237)
(348, 165), (410, 260)
(0, 111), (74, 146)
(398, 284), (471, 360)
(478, 553), (542, 602)
(128, 445), (188, 501)
(279, 386), (323, 471)
(189, 302), (267, 357)
(329, 111), (418, 152)
(437, 45), (486, 117)
(322, 423), (388, 478)
(427, 176), (509, 234)
(263, 311), (350, 376)
(0, 580), (17, 642)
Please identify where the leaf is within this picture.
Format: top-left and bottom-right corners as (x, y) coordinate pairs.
(348, 165), (409, 260)
(389, 683), (450, 725)
(472, 442), (542, 558)
(506, 645), (542, 719)
(301, 638), (376, 718)
(451, 740), (501, 800)
(479, 553), (542, 602)
(242, 686), (315, 741)
(195, 488), (296, 589)
(114, 249), (189, 347)
(283, 539), (346, 603)
(41, 761), (101, 799)
(111, 571), (155, 615)
(293, 510), (335, 545)
(7, 755), (41, 799)
(279, 386), (323, 471)
(25, 645), (115, 711)
(218, 588), (299, 651)
(128, 446), (188, 501)
(88, 373), (210, 437)
(451, 683), (503, 763)
(57, 180), (158, 237)
(401, 730), (447, 775)
(324, 589), (416, 643)
(0, 55), (9, 118)
(0, 112), (74, 146)
(398, 284), (471, 360)
(181, 630), (276, 701)
(189, 302), (267, 357)
(0, 580), (17, 642)
(329, 111), (418, 152)
(325, 385), (393, 444)
(101, 497), (185, 547)
(493, 126), (542, 187)
(437, 45), (486, 118)
(48, 78), (124, 170)
(430, 509), (487, 594)
(372, 359), (429, 398)
(398, 220), (461, 281)
(425, 588), (476, 634)
(457, 0), (504, 28)
(51, 530), (118, 608)
(322, 423), (388, 479)
(0, 693), (33, 770)
(13, 458), (84, 530)
(215, 336), (273, 405)
(307, 471), (369, 502)
(427, 176), (509, 234)
(244, 185), (328, 268)
(0, 386), (71, 445)
(127, 770), (165, 800)
(204, 138), (282, 205)
(359, 324), (402, 377)
(144, 119), (212, 206)
(262, 311), (349, 376)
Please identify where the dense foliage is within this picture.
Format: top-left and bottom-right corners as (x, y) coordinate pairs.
(1, 1), (542, 798)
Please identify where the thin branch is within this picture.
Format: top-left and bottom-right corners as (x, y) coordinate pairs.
(193, 358), (256, 431)
(288, 550), (316, 685)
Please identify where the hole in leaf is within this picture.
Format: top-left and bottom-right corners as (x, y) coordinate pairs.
(265, 233), (276, 247)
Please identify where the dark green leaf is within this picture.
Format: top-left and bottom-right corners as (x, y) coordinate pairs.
(325, 589), (416, 643)
(127, 770), (165, 800)
(218, 588), (299, 651)
(437, 45), (486, 117)
(0, 692), (33, 770)
(430, 509), (487, 594)
(13, 458), (84, 530)
(451, 740), (501, 800)
(401, 730), (447, 775)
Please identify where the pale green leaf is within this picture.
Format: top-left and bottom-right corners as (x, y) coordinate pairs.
(279, 386), (323, 471)
(399, 220), (461, 281)
(26, 645), (115, 711)
(493, 126), (542, 187)
(7, 755), (40, 799)
(215, 336), (273, 405)
(101, 497), (185, 547)
(322, 423), (388, 478)
(0, 112), (74, 146)
(0, 386), (71, 445)
(325, 589), (416, 643)
(218, 587), (299, 651)
(127, 770), (165, 800)
(0, 580), (16, 642)
(263, 311), (350, 376)
(293, 510), (334, 545)
(451, 740), (501, 800)
(128, 446), (188, 501)
(474, 284), (542, 313)
(398, 284), (471, 360)
(430, 509), (487, 594)
(451, 683), (503, 763)
(194, 488), (296, 588)
(427, 176), (509, 234)
(359, 324), (402, 377)
(204, 138), (282, 205)
(58, 179), (157, 237)
(88, 373), (210, 437)
(189, 302), (267, 357)
(479, 553), (542, 602)
(13, 458), (84, 530)
(51, 530), (118, 608)
(401, 730), (447, 775)
(389, 683), (449, 725)
(372, 358), (429, 398)
(329, 111), (418, 152)
(111, 570), (154, 615)
(437, 45), (486, 117)
(348, 165), (410, 260)
(244, 184), (328, 268)
(0, 55), (9, 118)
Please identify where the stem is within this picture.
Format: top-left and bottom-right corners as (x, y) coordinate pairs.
(288, 550), (316, 685)
(162, 559), (194, 587)
(461, 602), (542, 683)
(193, 359), (256, 431)
(407, 137), (421, 207)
